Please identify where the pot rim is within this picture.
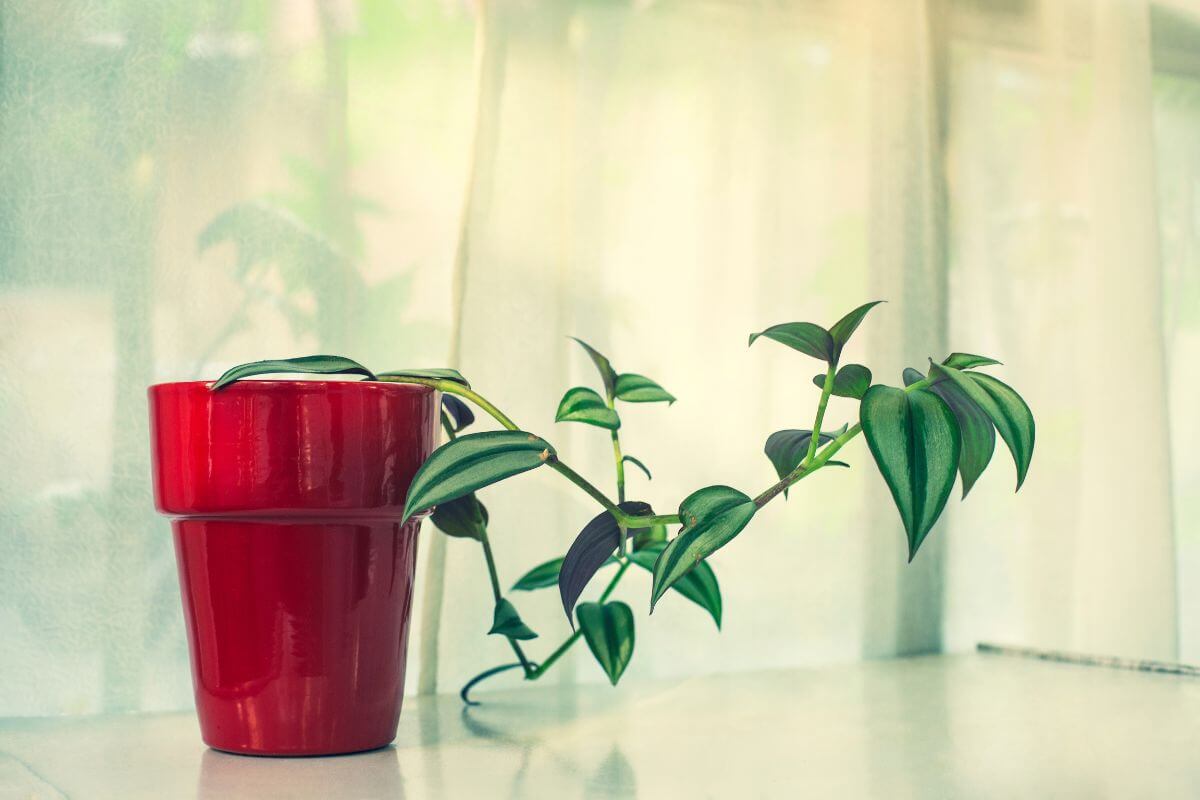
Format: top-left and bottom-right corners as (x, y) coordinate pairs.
(148, 378), (436, 396)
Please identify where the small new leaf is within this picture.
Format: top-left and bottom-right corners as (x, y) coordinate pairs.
(827, 300), (884, 361)
(376, 367), (471, 387)
(623, 455), (652, 481)
(212, 355), (375, 390)
(902, 367), (926, 387)
(941, 353), (1002, 371)
(650, 486), (756, 608)
(402, 431), (555, 522)
(748, 322), (834, 362)
(489, 598), (538, 640)
(629, 542), (721, 628)
(430, 493), (489, 540)
(577, 601), (635, 685)
(614, 373), (675, 404)
(812, 364), (872, 399)
(570, 338), (618, 399)
(860, 385), (960, 560)
(556, 387), (621, 430)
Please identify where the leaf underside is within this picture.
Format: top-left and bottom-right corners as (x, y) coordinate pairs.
(934, 365), (1034, 489)
(441, 394), (475, 433)
(763, 427), (842, 495)
(577, 601), (635, 685)
(860, 385), (961, 561)
(827, 300), (883, 361)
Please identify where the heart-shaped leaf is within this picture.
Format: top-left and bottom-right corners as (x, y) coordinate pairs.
(623, 455), (652, 481)
(430, 493), (489, 540)
(748, 322), (834, 362)
(629, 542), (721, 628)
(941, 352), (1002, 371)
(763, 425), (845, 495)
(827, 300), (883, 361)
(860, 385), (961, 560)
(489, 598), (538, 640)
(560, 501), (653, 625)
(376, 367), (471, 387)
(614, 373), (676, 404)
(212, 355), (376, 390)
(902, 367), (926, 387)
(650, 486), (756, 609)
(402, 430), (554, 522)
(440, 394), (476, 433)
(556, 387), (621, 430)
(577, 601), (635, 685)
(932, 365), (1034, 489)
(570, 337), (617, 399)
(812, 363), (872, 399)
(928, 379), (996, 499)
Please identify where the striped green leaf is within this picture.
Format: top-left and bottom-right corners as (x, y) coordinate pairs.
(941, 353), (1001, 371)
(860, 385), (961, 560)
(430, 493), (489, 540)
(402, 431), (554, 522)
(577, 601), (635, 685)
(928, 379), (996, 499)
(212, 355), (375, 390)
(748, 322), (834, 362)
(629, 542), (722, 628)
(555, 387), (620, 430)
(614, 373), (675, 404)
(376, 367), (470, 387)
(570, 337), (617, 399)
(933, 365), (1035, 489)
(650, 486), (756, 609)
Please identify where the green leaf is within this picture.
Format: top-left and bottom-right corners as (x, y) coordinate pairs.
(623, 455), (652, 481)
(812, 364), (872, 399)
(512, 556), (619, 591)
(430, 493), (489, 540)
(512, 558), (564, 591)
(488, 598), (538, 640)
(928, 380), (996, 499)
(212, 355), (375, 390)
(402, 431), (554, 522)
(941, 353), (1002, 371)
(375, 367), (471, 388)
(555, 387), (621, 430)
(629, 542), (721, 628)
(932, 365), (1034, 489)
(860, 385), (961, 560)
(577, 601), (635, 685)
(614, 373), (675, 404)
(748, 322), (834, 362)
(650, 486), (756, 608)
(902, 367), (926, 387)
(763, 425), (845, 496)
(631, 522), (666, 550)
(570, 337), (617, 399)
(827, 300), (884, 361)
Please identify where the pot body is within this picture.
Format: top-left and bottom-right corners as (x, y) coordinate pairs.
(149, 379), (438, 756)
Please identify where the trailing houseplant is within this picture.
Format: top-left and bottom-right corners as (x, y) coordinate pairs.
(213, 300), (1035, 703)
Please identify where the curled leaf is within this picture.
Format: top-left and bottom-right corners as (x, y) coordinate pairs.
(212, 355), (375, 390)
(441, 395), (476, 433)
(402, 430), (554, 522)
(488, 598), (538, 640)
(556, 387), (621, 430)
(827, 300), (884, 361)
(623, 455), (653, 481)
(629, 542), (721, 628)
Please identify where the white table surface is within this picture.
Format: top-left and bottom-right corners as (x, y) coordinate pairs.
(2, 653), (1198, 799)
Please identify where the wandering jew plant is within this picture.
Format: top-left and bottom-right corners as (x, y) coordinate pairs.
(212, 301), (1035, 702)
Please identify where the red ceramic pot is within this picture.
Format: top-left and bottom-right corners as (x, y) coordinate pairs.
(148, 379), (438, 756)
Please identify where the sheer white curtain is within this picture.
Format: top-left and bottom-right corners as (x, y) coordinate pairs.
(0, 0), (1196, 715)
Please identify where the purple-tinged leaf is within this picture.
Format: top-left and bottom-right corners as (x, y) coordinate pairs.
(559, 501), (652, 626)
(441, 394), (475, 433)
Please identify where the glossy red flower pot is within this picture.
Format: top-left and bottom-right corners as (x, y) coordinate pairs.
(148, 379), (438, 756)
